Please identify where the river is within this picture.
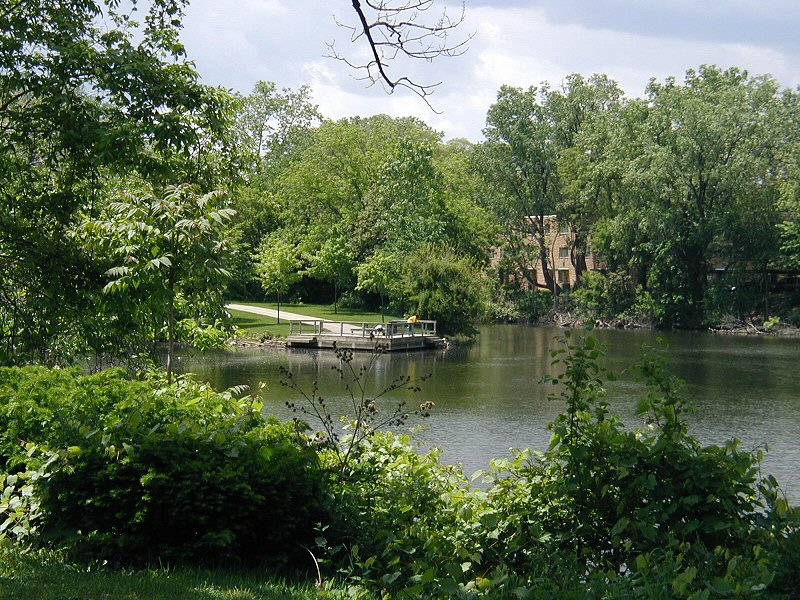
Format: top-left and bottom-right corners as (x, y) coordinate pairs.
(176, 325), (800, 500)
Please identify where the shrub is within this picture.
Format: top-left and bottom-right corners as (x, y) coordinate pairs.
(40, 424), (325, 568)
(572, 270), (635, 319)
(320, 433), (491, 598)
(0, 367), (327, 569)
(512, 288), (552, 322)
(403, 244), (488, 336)
(319, 332), (799, 598)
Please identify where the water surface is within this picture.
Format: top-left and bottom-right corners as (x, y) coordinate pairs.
(177, 325), (800, 499)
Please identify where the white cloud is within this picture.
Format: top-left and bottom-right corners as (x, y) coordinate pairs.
(178, 0), (800, 141)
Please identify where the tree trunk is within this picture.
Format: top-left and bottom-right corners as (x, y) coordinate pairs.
(571, 234), (588, 288)
(166, 270), (175, 383)
(539, 245), (556, 293)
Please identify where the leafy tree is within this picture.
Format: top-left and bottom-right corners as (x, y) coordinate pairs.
(370, 138), (448, 253)
(303, 234), (357, 313)
(232, 81), (322, 183)
(547, 74), (624, 284)
(263, 116), (467, 309)
(99, 185), (236, 381)
(598, 66), (782, 326)
(478, 77), (624, 298)
(404, 244), (488, 336)
(478, 85), (563, 296)
(777, 89), (800, 274)
(253, 236), (303, 323)
(356, 249), (405, 321)
(222, 82), (323, 297)
(0, 0), (234, 364)
(435, 138), (498, 263)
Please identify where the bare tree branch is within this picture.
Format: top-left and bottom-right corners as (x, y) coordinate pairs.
(327, 0), (472, 110)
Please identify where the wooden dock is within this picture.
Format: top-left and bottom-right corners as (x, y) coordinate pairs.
(285, 319), (446, 351)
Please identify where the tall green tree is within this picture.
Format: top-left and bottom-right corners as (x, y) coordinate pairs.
(303, 233), (356, 314)
(776, 89), (800, 275)
(598, 66), (782, 326)
(355, 250), (405, 322)
(547, 74), (624, 284)
(478, 77), (624, 296)
(233, 81), (321, 184)
(478, 85), (563, 295)
(0, 0), (234, 364)
(100, 185), (236, 380)
(253, 237), (302, 323)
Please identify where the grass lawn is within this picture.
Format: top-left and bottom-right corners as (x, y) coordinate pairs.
(228, 303), (403, 339)
(0, 548), (364, 600)
(228, 308), (293, 339)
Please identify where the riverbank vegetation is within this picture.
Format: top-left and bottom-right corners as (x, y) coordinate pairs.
(228, 68), (800, 335)
(3, 2), (800, 597)
(4, 1), (800, 368)
(1, 335), (798, 598)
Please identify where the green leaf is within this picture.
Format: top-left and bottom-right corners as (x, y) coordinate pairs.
(611, 516), (629, 537)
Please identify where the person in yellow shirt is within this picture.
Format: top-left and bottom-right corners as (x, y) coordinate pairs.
(406, 314), (419, 335)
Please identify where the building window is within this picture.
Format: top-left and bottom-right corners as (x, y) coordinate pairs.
(558, 223), (570, 235)
(558, 246), (569, 259)
(556, 269), (570, 285)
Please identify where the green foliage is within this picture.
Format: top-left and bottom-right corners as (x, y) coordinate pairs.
(174, 319), (236, 351)
(281, 345), (432, 480)
(232, 80), (322, 183)
(404, 245), (488, 335)
(0, 367), (326, 568)
(594, 66), (782, 327)
(96, 184), (237, 378)
(571, 270), (634, 319)
(254, 238), (304, 297)
(0, 446), (60, 545)
(42, 425), (324, 568)
(0, 0), (236, 365)
(321, 433), (485, 599)
(314, 333), (798, 598)
(239, 116), (492, 315)
(253, 236), (303, 322)
(355, 250), (405, 314)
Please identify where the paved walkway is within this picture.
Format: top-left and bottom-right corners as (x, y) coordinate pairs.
(226, 303), (343, 333)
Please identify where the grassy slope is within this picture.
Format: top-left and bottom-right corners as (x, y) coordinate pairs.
(0, 548), (362, 600)
(236, 302), (402, 323)
(228, 308), (293, 339)
(229, 303), (403, 339)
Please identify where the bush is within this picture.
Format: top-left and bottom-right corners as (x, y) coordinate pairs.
(511, 288), (552, 322)
(40, 424), (324, 568)
(571, 270), (635, 319)
(404, 244), (488, 336)
(318, 333), (799, 598)
(321, 433), (494, 598)
(0, 367), (327, 569)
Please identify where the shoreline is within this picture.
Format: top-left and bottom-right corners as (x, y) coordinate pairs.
(533, 313), (800, 338)
(228, 317), (800, 350)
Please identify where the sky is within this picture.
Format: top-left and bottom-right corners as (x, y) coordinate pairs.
(178, 0), (800, 141)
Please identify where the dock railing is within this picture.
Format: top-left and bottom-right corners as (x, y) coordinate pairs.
(288, 319), (437, 338)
